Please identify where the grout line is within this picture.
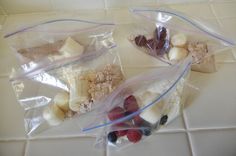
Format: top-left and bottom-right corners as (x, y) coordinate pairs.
(0, 138), (26, 142)
(0, 126), (236, 142)
(155, 129), (186, 134)
(105, 137), (108, 156)
(0, 73), (10, 78)
(188, 126), (236, 132)
(231, 48), (236, 60)
(27, 134), (96, 141)
(104, 0), (108, 10)
(23, 139), (29, 156)
(182, 111), (195, 156)
(186, 132), (195, 156)
(209, 2), (223, 27)
(0, 3), (8, 16)
(49, 0), (55, 11)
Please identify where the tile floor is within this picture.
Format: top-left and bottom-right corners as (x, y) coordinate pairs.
(0, 1), (236, 156)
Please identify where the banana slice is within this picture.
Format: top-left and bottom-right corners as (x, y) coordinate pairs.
(69, 77), (89, 112)
(43, 104), (65, 126)
(171, 33), (187, 47)
(136, 91), (165, 124)
(139, 92), (164, 124)
(59, 37), (84, 57)
(168, 47), (188, 61)
(54, 92), (69, 112)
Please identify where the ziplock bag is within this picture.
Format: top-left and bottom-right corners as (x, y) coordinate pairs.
(78, 55), (192, 150)
(10, 45), (125, 136)
(4, 18), (115, 72)
(129, 7), (236, 73)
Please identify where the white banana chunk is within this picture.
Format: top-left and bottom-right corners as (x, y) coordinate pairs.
(59, 37), (84, 57)
(171, 33), (187, 47)
(69, 77), (89, 112)
(168, 47), (188, 61)
(43, 104), (65, 126)
(138, 91), (164, 124)
(54, 92), (69, 112)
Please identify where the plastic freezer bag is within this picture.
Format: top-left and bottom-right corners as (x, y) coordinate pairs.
(10, 46), (125, 136)
(129, 8), (235, 73)
(78, 55), (192, 150)
(4, 19), (115, 72)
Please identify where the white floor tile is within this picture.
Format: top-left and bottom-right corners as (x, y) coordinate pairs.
(190, 129), (236, 156)
(32, 116), (96, 138)
(52, 0), (104, 10)
(0, 77), (26, 139)
(158, 115), (185, 132)
(106, 1), (157, 11)
(184, 63), (236, 129)
(0, 141), (25, 156)
(106, 9), (135, 24)
(212, 2), (236, 18)
(215, 49), (236, 63)
(1, 0), (52, 14)
(169, 2), (215, 19)
(0, 32), (18, 76)
(108, 133), (191, 156)
(218, 18), (236, 42)
(26, 137), (105, 156)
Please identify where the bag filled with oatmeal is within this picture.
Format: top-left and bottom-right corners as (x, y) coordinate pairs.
(4, 18), (115, 72)
(129, 7), (236, 73)
(79, 55), (192, 150)
(10, 45), (125, 136)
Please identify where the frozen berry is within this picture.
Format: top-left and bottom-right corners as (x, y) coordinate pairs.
(108, 132), (118, 143)
(156, 40), (165, 49)
(125, 111), (131, 116)
(146, 39), (156, 50)
(155, 27), (167, 41)
(160, 115), (168, 125)
(135, 35), (147, 47)
(108, 107), (125, 121)
(115, 122), (127, 127)
(132, 115), (143, 126)
(127, 129), (142, 143)
(141, 128), (152, 136)
(116, 130), (128, 137)
(124, 95), (139, 113)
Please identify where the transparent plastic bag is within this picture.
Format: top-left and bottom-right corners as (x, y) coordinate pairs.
(10, 46), (125, 136)
(78, 55), (192, 150)
(129, 7), (235, 73)
(4, 19), (115, 72)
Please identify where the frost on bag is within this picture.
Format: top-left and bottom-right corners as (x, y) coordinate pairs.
(10, 46), (125, 136)
(4, 19), (115, 72)
(129, 8), (236, 73)
(80, 56), (192, 150)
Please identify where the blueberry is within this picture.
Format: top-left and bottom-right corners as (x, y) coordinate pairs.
(107, 132), (118, 143)
(124, 111), (132, 116)
(160, 115), (168, 125)
(141, 128), (152, 136)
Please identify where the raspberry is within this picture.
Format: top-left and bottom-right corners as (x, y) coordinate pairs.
(108, 107), (125, 121)
(127, 129), (142, 143)
(145, 39), (156, 50)
(135, 35), (147, 47)
(116, 130), (128, 137)
(155, 27), (167, 41)
(115, 122), (127, 127)
(132, 115), (143, 126)
(124, 95), (139, 113)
